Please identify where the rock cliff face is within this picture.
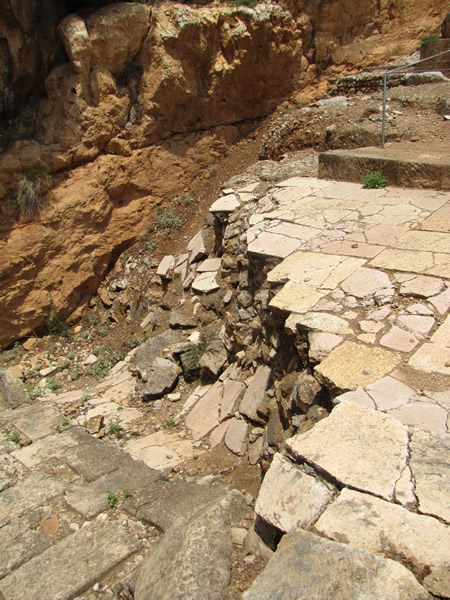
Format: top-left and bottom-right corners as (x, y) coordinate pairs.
(0, 0), (448, 348)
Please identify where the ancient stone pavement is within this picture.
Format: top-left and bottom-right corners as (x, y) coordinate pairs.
(1, 172), (449, 599)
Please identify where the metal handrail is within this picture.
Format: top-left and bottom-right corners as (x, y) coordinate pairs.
(381, 49), (450, 148)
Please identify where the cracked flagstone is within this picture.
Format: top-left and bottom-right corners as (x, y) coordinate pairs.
(286, 403), (409, 501)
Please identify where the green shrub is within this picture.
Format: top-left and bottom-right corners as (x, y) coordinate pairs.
(362, 171), (388, 189)
(17, 162), (53, 217)
(420, 32), (440, 45)
(155, 207), (184, 232)
(47, 311), (68, 337)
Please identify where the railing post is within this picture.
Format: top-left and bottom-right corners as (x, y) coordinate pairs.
(381, 72), (387, 149)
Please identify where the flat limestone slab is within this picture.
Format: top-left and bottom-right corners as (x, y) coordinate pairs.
(125, 430), (194, 470)
(0, 520), (141, 600)
(243, 529), (430, 600)
(315, 341), (400, 391)
(247, 231), (302, 258)
(269, 282), (325, 314)
(255, 453), (333, 532)
(286, 403), (409, 501)
(410, 428), (450, 524)
(0, 518), (52, 578)
(370, 248), (449, 278)
(0, 471), (66, 526)
(315, 488), (450, 597)
(65, 462), (163, 518)
(135, 493), (240, 600)
(267, 250), (364, 289)
(9, 404), (63, 440)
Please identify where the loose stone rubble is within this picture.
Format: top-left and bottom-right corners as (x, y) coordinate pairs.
(1, 164), (449, 598)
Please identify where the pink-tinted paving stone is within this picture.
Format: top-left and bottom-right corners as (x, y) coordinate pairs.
(362, 224), (409, 246)
(380, 326), (419, 352)
(405, 303), (434, 316)
(341, 267), (393, 299)
(308, 332), (343, 362)
(396, 315), (435, 337)
(366, 376), (416, 411)
(387, 402), (448, 434)
(334, 388), (375, 410)
(419, 203), (450, 233)
(429, 286), (450, 314)
(319, 240), (384, 259)
(399, 275), (444, 298)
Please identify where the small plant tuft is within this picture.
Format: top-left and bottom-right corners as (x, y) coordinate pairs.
(362, 171), (388, 189)
(155, 207), (184, 233)
(123, 489), (132, 499)
(17, 162), (53, 218)
(47, 311), (68, 337)
(10, 431), (20, 444)
(107, 490), (119, 508)
(108, 416), (124, 436)
(419, 32), (440, 46)
(25, 382), (43, 401)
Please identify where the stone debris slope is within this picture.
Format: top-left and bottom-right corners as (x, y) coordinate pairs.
(1, 164), (449, 598)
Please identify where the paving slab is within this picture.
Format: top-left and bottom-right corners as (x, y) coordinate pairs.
(135, 493), (241, 600)
(420, 202), (450, 232)
(409, 428), (450, 523)
(247, 231), (302, 258)
(370, 248), (447, 277)
(387, 401), (448, 433)
(125, 431), (194, 470)
(269, 282), (325, 314)
(267, 251), (364, 289)
(0, 518), (52, 578)
(315, 488), (450, 597)
(0, 520), (141, 600)
(0, 471), (67, 526)
(255, 453), (333, 533)
(243, 529), (430, 600)
(65, 462), (163, 518)
(286, 403), (409, 501)
(8, 404), (63, 440)
(315, 341), (400, 391)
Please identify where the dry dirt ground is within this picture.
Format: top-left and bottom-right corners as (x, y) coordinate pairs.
(0, 60), (448, 596)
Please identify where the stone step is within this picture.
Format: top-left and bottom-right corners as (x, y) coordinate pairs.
(319, 144), (450, 190)
(0, 520), (141, 600)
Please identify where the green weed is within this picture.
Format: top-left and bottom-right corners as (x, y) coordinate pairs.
(46, 377), (61, 394)
(108, 416), (123, 436)
(47, 312), (68, 337)
(25, 382), (43, 400)
(163, 417), (176, 428)
(107, 490), (119, 509)
(155, 207), (184, 232)
(182, 335), (208, 374)
(420, 32), (440, 45)
(123, 489), (132, 499)
(362, 171), (388, 189)
(10, 431), (20, 444)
